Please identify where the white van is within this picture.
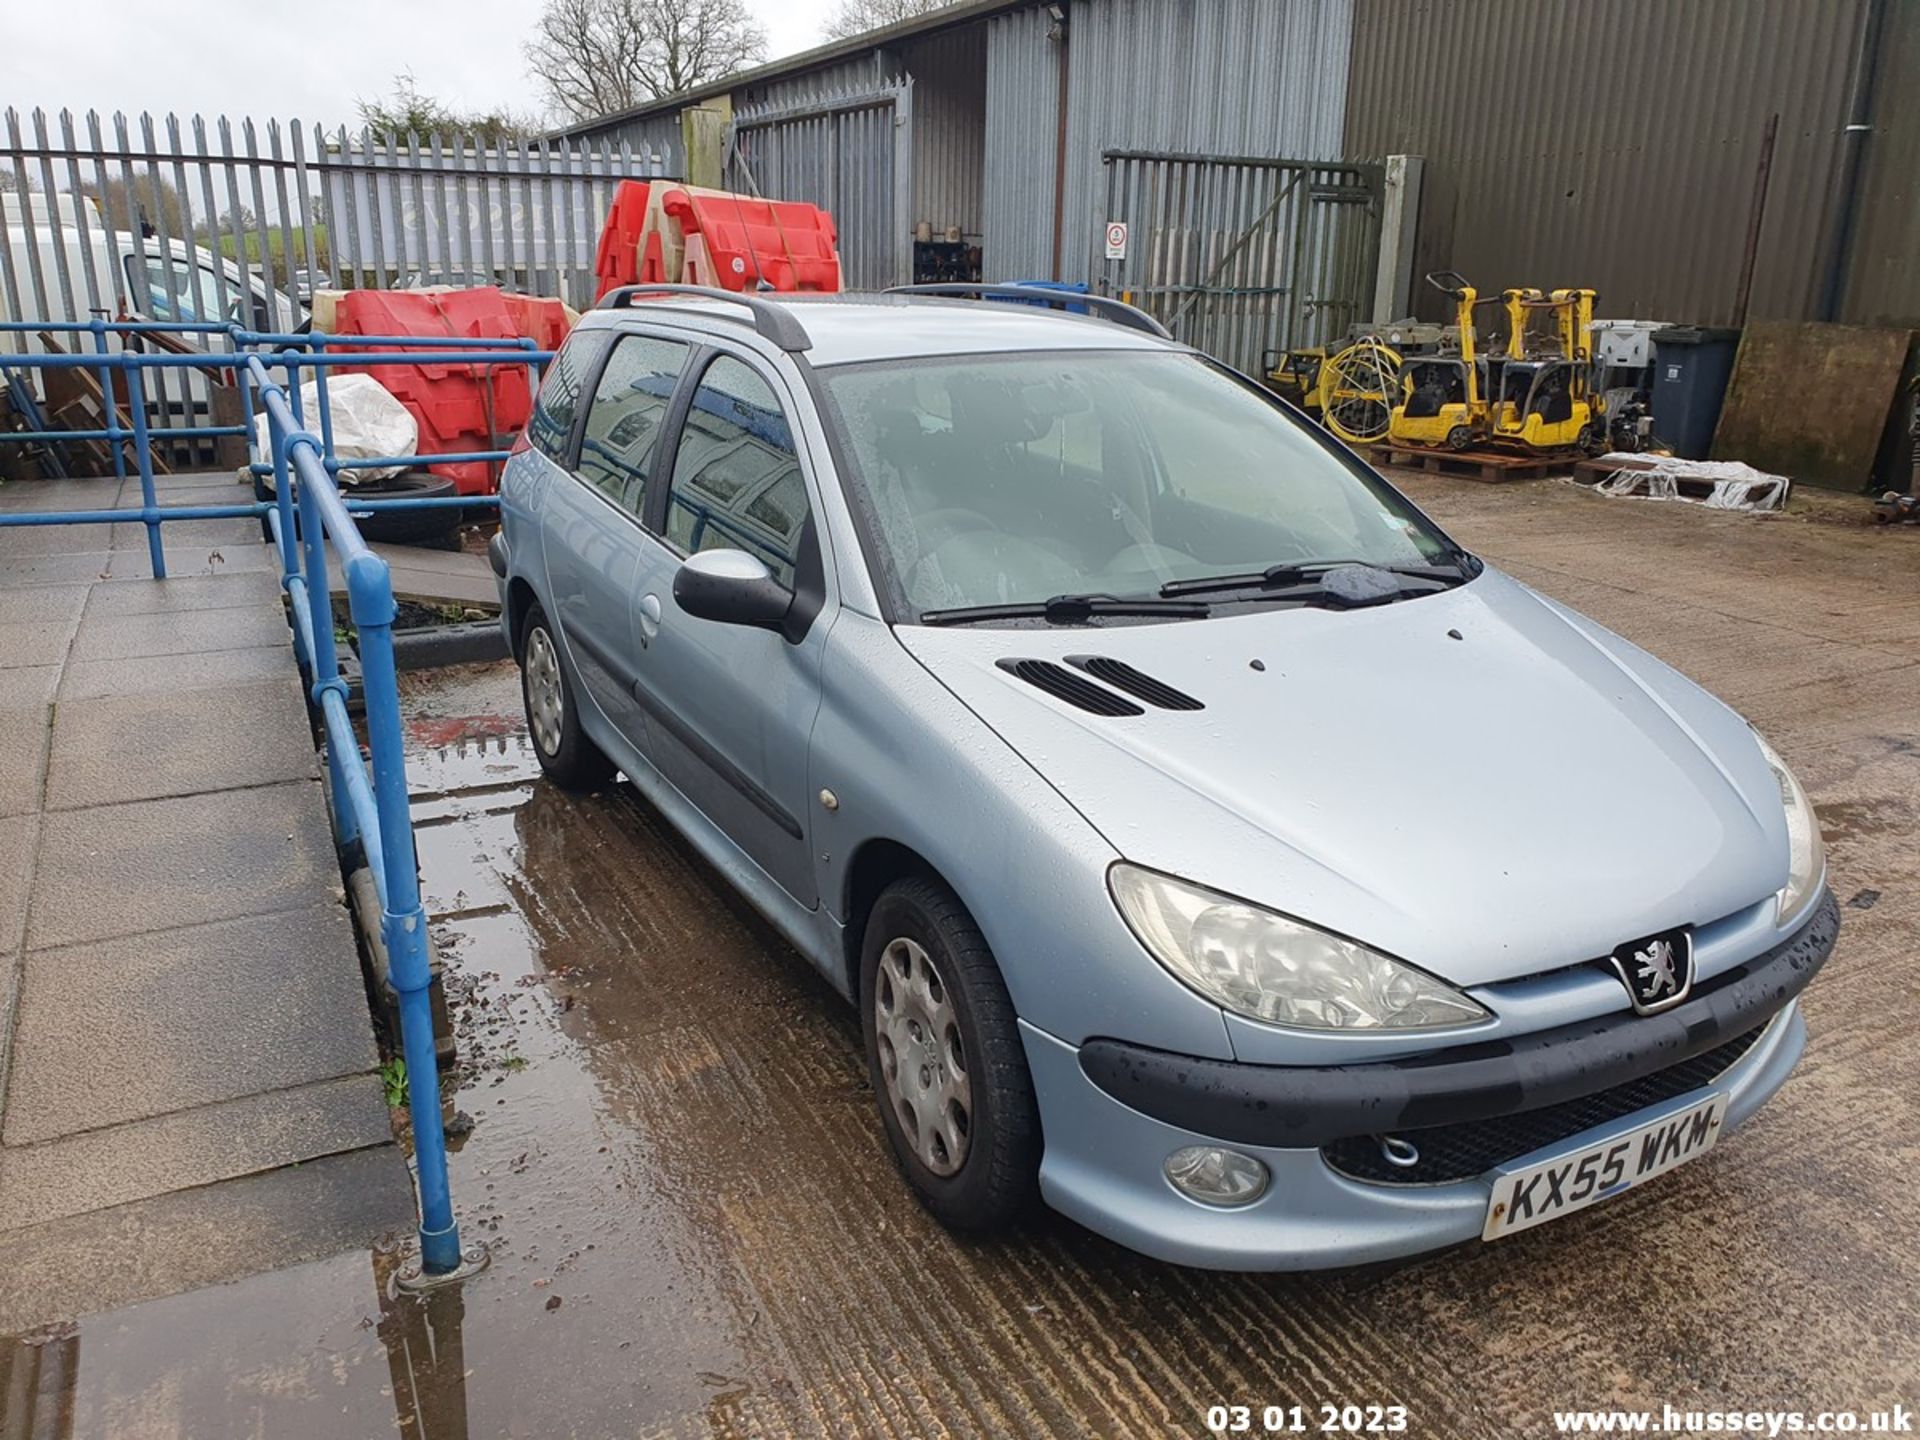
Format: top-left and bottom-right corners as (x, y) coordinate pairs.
(2, 191), (303, 456)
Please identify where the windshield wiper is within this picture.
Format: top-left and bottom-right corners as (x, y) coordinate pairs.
(1158, 557), (1470, 600)
(918, 592), (1212, 626)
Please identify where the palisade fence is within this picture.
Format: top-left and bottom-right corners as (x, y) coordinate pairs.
(0, 108), (672, 464)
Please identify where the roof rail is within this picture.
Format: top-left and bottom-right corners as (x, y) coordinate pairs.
(884, 283), (1172, 339)
(597, 283), (812, 352)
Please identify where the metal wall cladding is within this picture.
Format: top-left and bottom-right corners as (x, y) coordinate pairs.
(1344, 0), (1915, 327)
(982, 4), (1062, 279)
(1064, 0), (1355, 285)
(727, 78), (913, 289)
(1845, 0), (1920, 327)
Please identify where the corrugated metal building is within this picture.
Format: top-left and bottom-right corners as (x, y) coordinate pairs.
(558, 0), (1918, 330)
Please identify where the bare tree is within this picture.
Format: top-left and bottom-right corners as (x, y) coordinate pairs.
(525, 0), (768, 126)
(81, 171), (186, 238)
(823, 0), (958, 41)
(357, 73), (540, 144)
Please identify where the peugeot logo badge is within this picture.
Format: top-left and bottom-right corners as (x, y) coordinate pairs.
(1608, 926), (1695, 1015)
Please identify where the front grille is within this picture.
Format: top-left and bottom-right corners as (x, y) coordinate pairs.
(1322, 1024), (1769, 1186)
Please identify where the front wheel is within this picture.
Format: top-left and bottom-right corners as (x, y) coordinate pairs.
(519, 603), (613, 791)
(861, 875), (1040, 1233)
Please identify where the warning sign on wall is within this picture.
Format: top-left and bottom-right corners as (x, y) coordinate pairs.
(1104, 221), (1129, 260)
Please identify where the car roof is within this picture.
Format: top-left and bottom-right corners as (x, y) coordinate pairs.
(574, 291), (1182, 367)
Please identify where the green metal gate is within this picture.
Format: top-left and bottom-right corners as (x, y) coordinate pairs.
(1097, 149), (1384, 375)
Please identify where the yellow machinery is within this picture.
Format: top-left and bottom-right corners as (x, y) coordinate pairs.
(1388, 272), (1601, 454)
(1267, 337), (1403, 446)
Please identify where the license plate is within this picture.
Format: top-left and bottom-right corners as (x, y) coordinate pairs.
(1483, 1093), (1728, 1240)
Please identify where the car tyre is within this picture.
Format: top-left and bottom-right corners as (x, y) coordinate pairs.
(518, 602), (613, 791)
(861, 875), (1040, 1232)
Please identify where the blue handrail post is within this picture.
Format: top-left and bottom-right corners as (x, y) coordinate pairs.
(258, 371), (299, 581)
(123, 363), (166, 580)
(347, 549), (462, 1276)
(86, 314), (132, 500)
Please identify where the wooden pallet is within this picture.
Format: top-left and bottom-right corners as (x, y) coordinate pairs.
(1378, 445), (1577, 482)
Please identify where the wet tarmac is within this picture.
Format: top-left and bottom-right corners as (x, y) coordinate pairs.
(3, 477), (1917, 1438)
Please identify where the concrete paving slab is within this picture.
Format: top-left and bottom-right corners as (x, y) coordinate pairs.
(0, 815), (32, 956)
(0, 551), (121, 586)
(0, 1145), (410, 1334)
(69, 602), (289, 662)
(46, 676), (315, 810)
(371, 542), (499, 609)
(0, 584), (88, 625)
(110, 517), (263, 553)
(0, 718), (47, 819)
(58, 645), (297, 701)
(96, 543), (280, 581)
(27, 781), (341, 951)
(0, 1072), (391, 1230)
(0, 523), (122, 558)
(0, 668), (56, 713)
(80, 568), (281, 618)
(0, 618), (75, 671)
(6, 902), (374, 1145)
(0, 478), (122, 511)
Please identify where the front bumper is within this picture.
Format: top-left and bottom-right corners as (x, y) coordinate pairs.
(1024, 891), (1836, 1270)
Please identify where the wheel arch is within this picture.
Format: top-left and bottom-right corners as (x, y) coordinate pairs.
(841, 837), (946, 1000)
(505, 576), (540, 660)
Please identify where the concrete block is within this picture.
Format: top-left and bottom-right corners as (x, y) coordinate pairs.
(0, 584), (89, 624)
(0, 618), (75, 671)
(0, 815), (31, 954)
(5, 902), (375, 1144)
(0, 479), (123, 512)
(100, 544), (280, 582)
(47, 676), (315, 810)
(60, 646), (296, 701)
(110, 517), (263, 552)
(0, 551), (120, 586)
(0, 1145), (410, 1333)
(0, 1072), (392, 1229)
(27, 781), (342, 951)
(82, 569), (282, 618)
(0, 718), (46, 818)
(0, 667), (56, 713)
(70, 602), (290, 662)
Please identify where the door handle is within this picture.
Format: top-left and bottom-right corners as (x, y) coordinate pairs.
(637, 592), (663, 646)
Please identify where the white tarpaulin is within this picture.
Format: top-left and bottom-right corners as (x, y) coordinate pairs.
(1588, 454), (1792, 512)
(253, 374), (416, 485)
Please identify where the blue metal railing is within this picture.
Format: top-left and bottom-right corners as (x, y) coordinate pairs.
(0, 319), (550, 1277)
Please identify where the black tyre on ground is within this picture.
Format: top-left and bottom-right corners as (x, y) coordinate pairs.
(348, 470), (463, 546)
(860, 875), (1041, 1232)
(518, 602), (614, 791)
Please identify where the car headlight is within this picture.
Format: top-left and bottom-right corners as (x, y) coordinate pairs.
(1754, 732), (1824, 925)
(1108, 863), (1488, 1031)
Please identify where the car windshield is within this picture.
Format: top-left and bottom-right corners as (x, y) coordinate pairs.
(814, 350), (1460, 620)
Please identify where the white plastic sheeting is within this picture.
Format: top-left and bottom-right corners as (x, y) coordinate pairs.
(1588, 454), (1791, 512)
(253, 374), (416, 485)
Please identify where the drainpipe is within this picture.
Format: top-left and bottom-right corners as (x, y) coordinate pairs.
(1048, 3), (1071, 280)
(1817, 0), (1889, 322)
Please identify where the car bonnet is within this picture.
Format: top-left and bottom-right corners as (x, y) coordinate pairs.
(894, 568), (1790, 988)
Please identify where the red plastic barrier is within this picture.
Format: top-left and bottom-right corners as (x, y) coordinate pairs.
(500, 293), (571, 354)
(660, 189), (841, 293)
(593, 179), (652, 300)
(333, 288), (533, 495)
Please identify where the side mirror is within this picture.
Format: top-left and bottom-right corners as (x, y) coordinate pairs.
(671, 548), (792, 632)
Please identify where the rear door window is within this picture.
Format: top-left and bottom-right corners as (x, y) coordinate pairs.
(525, 330), (606, 463)
(575, 333), (692, 517)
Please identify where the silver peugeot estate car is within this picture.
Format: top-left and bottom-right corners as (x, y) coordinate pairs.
(494, 283), (1837, 1269)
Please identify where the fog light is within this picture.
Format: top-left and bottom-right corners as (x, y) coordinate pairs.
(1164, 1146), (1269, 1207)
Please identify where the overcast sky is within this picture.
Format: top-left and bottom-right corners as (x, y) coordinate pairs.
(3, 0), (842, 132)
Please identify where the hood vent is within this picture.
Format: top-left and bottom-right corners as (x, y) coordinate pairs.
(996, 658), (1144, 717)
(1067, 655), (1205, 711)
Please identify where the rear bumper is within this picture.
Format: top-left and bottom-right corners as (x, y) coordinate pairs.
(1079, 889), (1838, 1149)
(1024, 1001), (1807, 1271)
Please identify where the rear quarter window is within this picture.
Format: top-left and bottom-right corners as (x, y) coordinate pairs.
(525, 330), (608, 463)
